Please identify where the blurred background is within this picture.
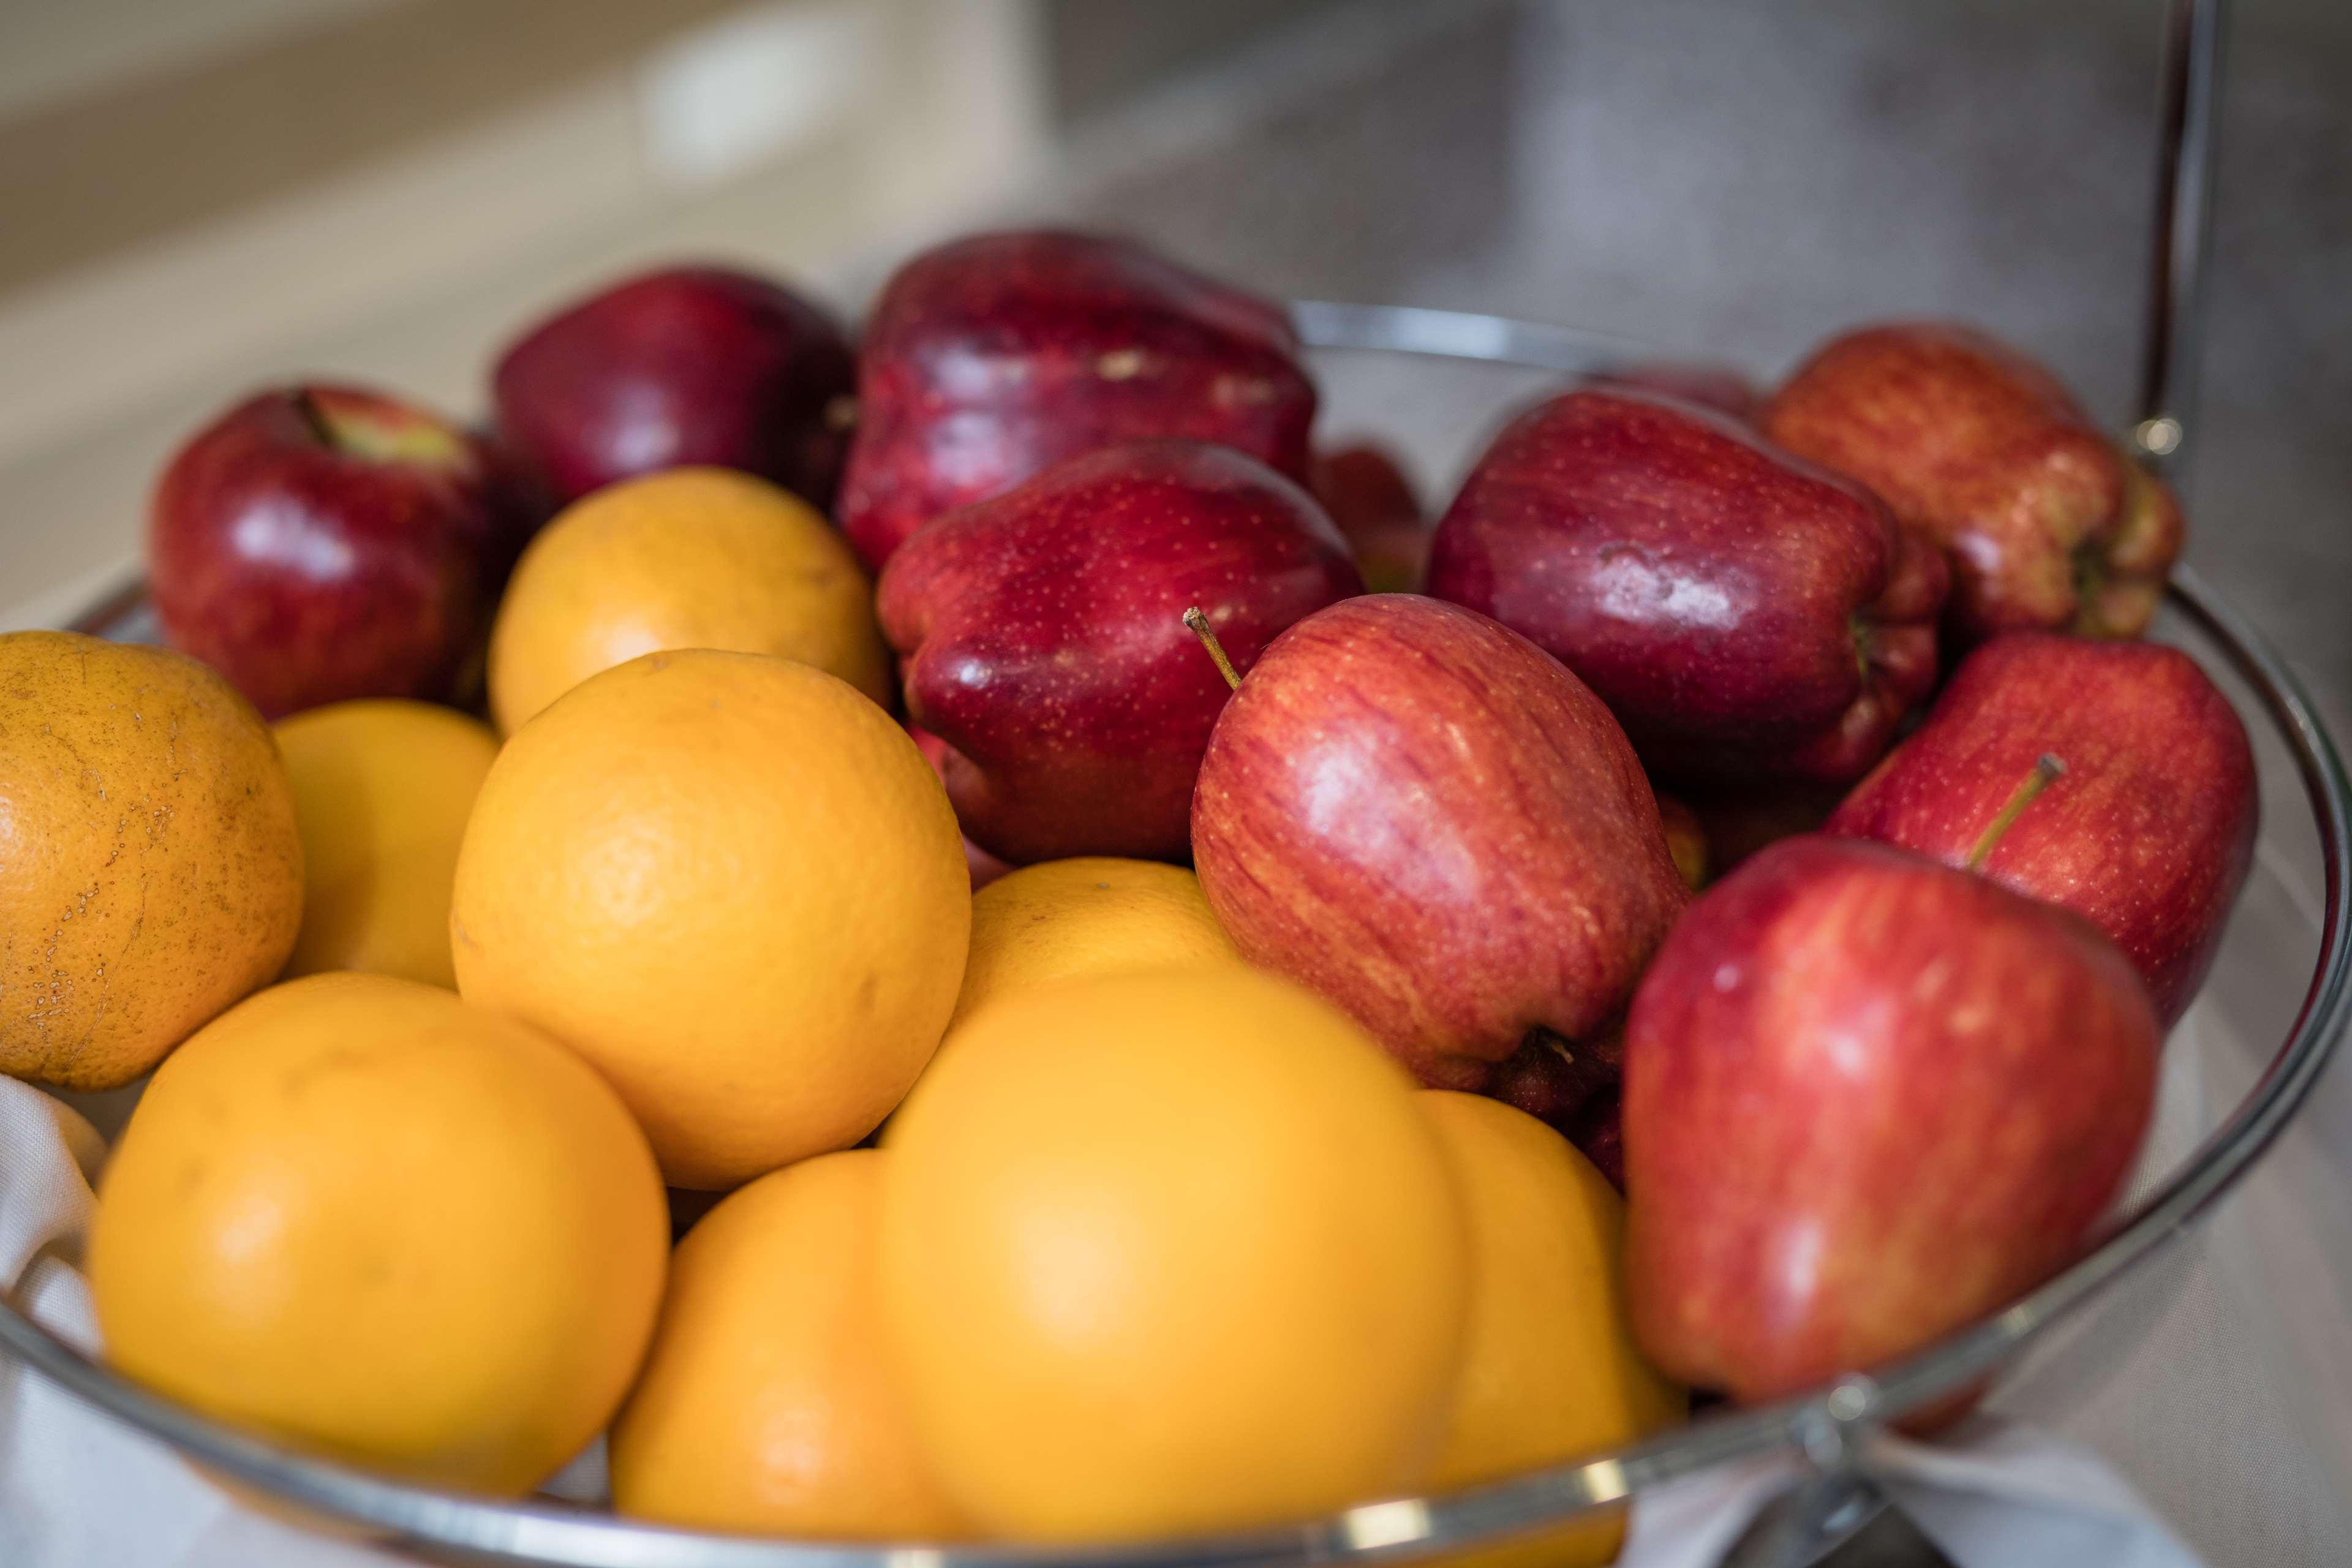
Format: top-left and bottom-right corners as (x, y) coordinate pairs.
(0, 0), (2344, 725)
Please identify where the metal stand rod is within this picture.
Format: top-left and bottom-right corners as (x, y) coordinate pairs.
(2133, 0), (2228, 483)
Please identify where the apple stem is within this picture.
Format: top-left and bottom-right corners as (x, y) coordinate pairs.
(1966, 753), (2067, 870)
(1183, 606), (1242, 692)
(290, 388), (337, 450)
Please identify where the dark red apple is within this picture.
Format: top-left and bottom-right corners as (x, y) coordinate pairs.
(838, 230), (1317, 572)
(1761, 323), (2184, 643)
(876, 440), (1359, 865)
(1191, 594), (1687, 1114)
(149, 384), (520, 719)
(1308, 441), (1427, 593)
(908, 723), (1016, 889)
(1624, 835), (2158, 1402)
(1683, 780), (1843, 876)
(1828, 633), (2256, 1023)
(1566, 1090), (1626, 1193)
(1427, 388), (1948, 784)
(1590, 361), (1760, 421)
(491, 264), (853, 507)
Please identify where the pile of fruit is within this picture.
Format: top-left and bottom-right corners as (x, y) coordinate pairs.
(0, 230), (2260, 1561)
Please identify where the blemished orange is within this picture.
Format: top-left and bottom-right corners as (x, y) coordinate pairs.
(0, 631), (303, 1089)
(275, 699), (499, 989)
(1419, 1092), (1686, 1568)
(87, 973), (667, 1494)
(609, 1150), (967, 1539)
(947, 857), (1236, 1031)
(486, 467), (890, 734)
(450, 649), (969, 1189)
(878, 965), (1468, 1540)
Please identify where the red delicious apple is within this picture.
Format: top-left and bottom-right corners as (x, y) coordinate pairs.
(1624, 834), (2158, 1402)
(1427, 388), (1948, 784)
(1191, 594), (1687, 1114)
(908, 723), (1016, 889)
(1589, 361), (1760, 421)
(837, 230), (1317, 571)
(149, 384), (521, 719)
(491, 264), (853, 507)
(1761, 323), (2184, 643)
(1828, 633), (2256, 1023)
(1308, 441), (1427, 593)
(876, 440), (1359, 865)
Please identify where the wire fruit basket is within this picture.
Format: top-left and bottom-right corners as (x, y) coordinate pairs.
(4, 0), (2341, 1563)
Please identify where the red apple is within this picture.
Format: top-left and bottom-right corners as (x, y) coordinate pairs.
(876, 440), (1359, 865)
(1590, 361), (1760, 421)
(1760, 323), (2184, 643)
(149, 384), (519, 718)
(1191, 594), (1687, 1115)
(1427, 388), (1948, 784)
(1308, 441), (1427, 593)
(1828, 633), (2256, 1023)
(491, 264), (853, 507)
(1624, 835), (2158, 1402)
(908, 723), (1016, 889)
(838, 230), (1317, 572)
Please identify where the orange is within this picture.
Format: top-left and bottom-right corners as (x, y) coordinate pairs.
(0, 631), (302, 1089)
(1420, 1092), (1685, 1567)
(486, 467), (890, 733)
(610, 1150), (967, 1539)
(878, 965), (1468, 1540)
(451, 649), (968, 1189)
(948, 857), (1235, 1031)
(87, 973), (667, 1494)
(275, 699), (499, 989)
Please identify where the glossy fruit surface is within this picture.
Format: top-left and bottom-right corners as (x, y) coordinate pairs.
(948, 857), (1235, 1032)
(839, 230), (1316, 570)
(149, 383), (521, 718)
(1762, 323), (2183, 641)
(89, 973), (666, 1494)
(1829, 631), (2256, 1022)
(451, 649), (968, 1189)
(1624, 835), (2158, 1401)
(879, 440), (1360, 864)
(1193, 595), (1685, 1109)
(1427, 388), (1947, 783)
(610, 1150), (965, 1539)
(277, 699), (498, 989)
(1422, 1092), (1683, 1567)
(492, 265), (854, 507)
(878, 966), (1467, 1540)
(488, 466), (888, 733)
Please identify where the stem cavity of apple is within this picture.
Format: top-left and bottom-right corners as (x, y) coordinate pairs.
(1966, 753), (2067, 870)
(290, 388), (339, 450)
(1183, 606), (1243, 692)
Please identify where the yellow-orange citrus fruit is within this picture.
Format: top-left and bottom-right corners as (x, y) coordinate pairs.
(487, 467), (889, 733)
(0, 631), (302, 1089)
(1420, 1091), (1685, 1568)
(275, 699), (499, 989)
(87, 973), (667, 1494)
(879, 965), (1468, 1540)
(451, 649), (968, 1189)
(947, 857), (1235, 1032)
(611, 1149), (967, 1539)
